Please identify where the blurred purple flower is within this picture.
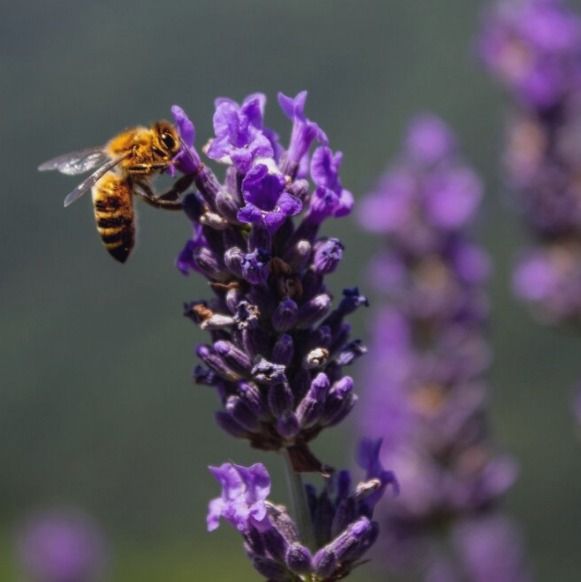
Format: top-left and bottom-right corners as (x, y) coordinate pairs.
(357, 115), (529, 578)
(480, 0), (581, 109)
(16, 510), (107, 582)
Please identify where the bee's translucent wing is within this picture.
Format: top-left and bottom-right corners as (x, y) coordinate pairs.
(63, 156), (127, 208)
(38, 147), (108, 176)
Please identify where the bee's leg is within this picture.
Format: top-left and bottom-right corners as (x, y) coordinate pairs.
(157, 174), (196, 201)
(135, 187), (183, 210)
(134, 175), (194, 211)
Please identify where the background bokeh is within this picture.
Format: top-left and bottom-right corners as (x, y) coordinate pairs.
(2, 0), (580, 580)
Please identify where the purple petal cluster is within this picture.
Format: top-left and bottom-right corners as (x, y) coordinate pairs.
(173, 92), (362, 469)
(357, 116), (529, 577)
(15, 510), (107, 582)
(481, 0), (581, 324)
(207, 441), (396, 581)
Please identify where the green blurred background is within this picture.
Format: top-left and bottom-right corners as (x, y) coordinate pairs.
(2, 0), (581, 580)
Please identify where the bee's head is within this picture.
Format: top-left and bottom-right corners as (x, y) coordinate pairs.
(154, 121), (181, 158)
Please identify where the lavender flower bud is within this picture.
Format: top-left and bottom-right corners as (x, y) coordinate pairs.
(272, 298), (299, 332)
(194, 247), (227, 280)
(321, 377), (356, 426)
(215, 190), (241, 222)
(213, 340), (252, 375)
(334, 339), (367, 366)
(225, 396), (261, 433)
(297, 293), (332, 328)
(285, 543), (312, 575)
(313, 238), (344, 274)
(272, 334), (295, 366)
(284, 239), (312, 271)
(268, 383), (294, 416)
(296, 372), (330, 428)
(223, 247), (244, 277)
(276, 411), (300, 439)
(196, 345), (240, 381)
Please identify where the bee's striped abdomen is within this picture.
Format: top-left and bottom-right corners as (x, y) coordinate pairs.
(92, 173), (134, 263)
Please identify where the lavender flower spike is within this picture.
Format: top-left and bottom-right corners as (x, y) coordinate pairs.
(207, 441), (396, 581)
(357, 115), (530, 578)
(481, 0), (581, 423)
(174, 93), (364, 472)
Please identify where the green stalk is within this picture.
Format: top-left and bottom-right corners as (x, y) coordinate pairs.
(282, 448), (316, 551)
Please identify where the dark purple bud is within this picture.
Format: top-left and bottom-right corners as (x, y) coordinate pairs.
(272, 298), (299, 332)
(313, 325), (332, 348)
(214, 411), (249, 438)
(242, 327), (270, 361)
(300, 269), (324, 300)
(266, 502), (300, 543)
(241, 249), (271, 285)
(296, 373), (330, 428)
(197, 345), (240, 381)
(335, 340), (367, 366)
(225, 287), (243, 314)
(313, 491), (334, 547)
(272, 334), (295, 366)
(214, 340), (252, 374)
(329, 323), (351, 352)
(312, 547), (338, 579)
(215, 190), (241, 222)
(251, 556), (288, 580)
(223, 247), (244, 278)
(338, 287), (369, 315)
(313, 238), (344, 274)
(193, 365), (216, 386)
(285, 543), (312, 575)
(261, 526), (288, 562)
(194, 247), (226, 280)
(331, 497), (357, 538)
(321, 377), (355, 425)
(297, 294), (332, 328)
(283, 239), (312, 271)
(323, 517), (377, 565)
(276, 411), (300, 439)
(252, 358), (288, 385)
(238, 382), (268, 420)
(323, 393), (357, 427)
(225, 395), (261, 432)
(268, 383), (294, 416)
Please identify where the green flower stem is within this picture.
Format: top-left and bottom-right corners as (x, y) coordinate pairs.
(282, 448), (316, 551)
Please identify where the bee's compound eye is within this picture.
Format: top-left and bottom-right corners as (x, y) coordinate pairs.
(161, 132), (176, 150)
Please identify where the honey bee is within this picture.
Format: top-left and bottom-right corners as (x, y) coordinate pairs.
(38, 121), (194, 263)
